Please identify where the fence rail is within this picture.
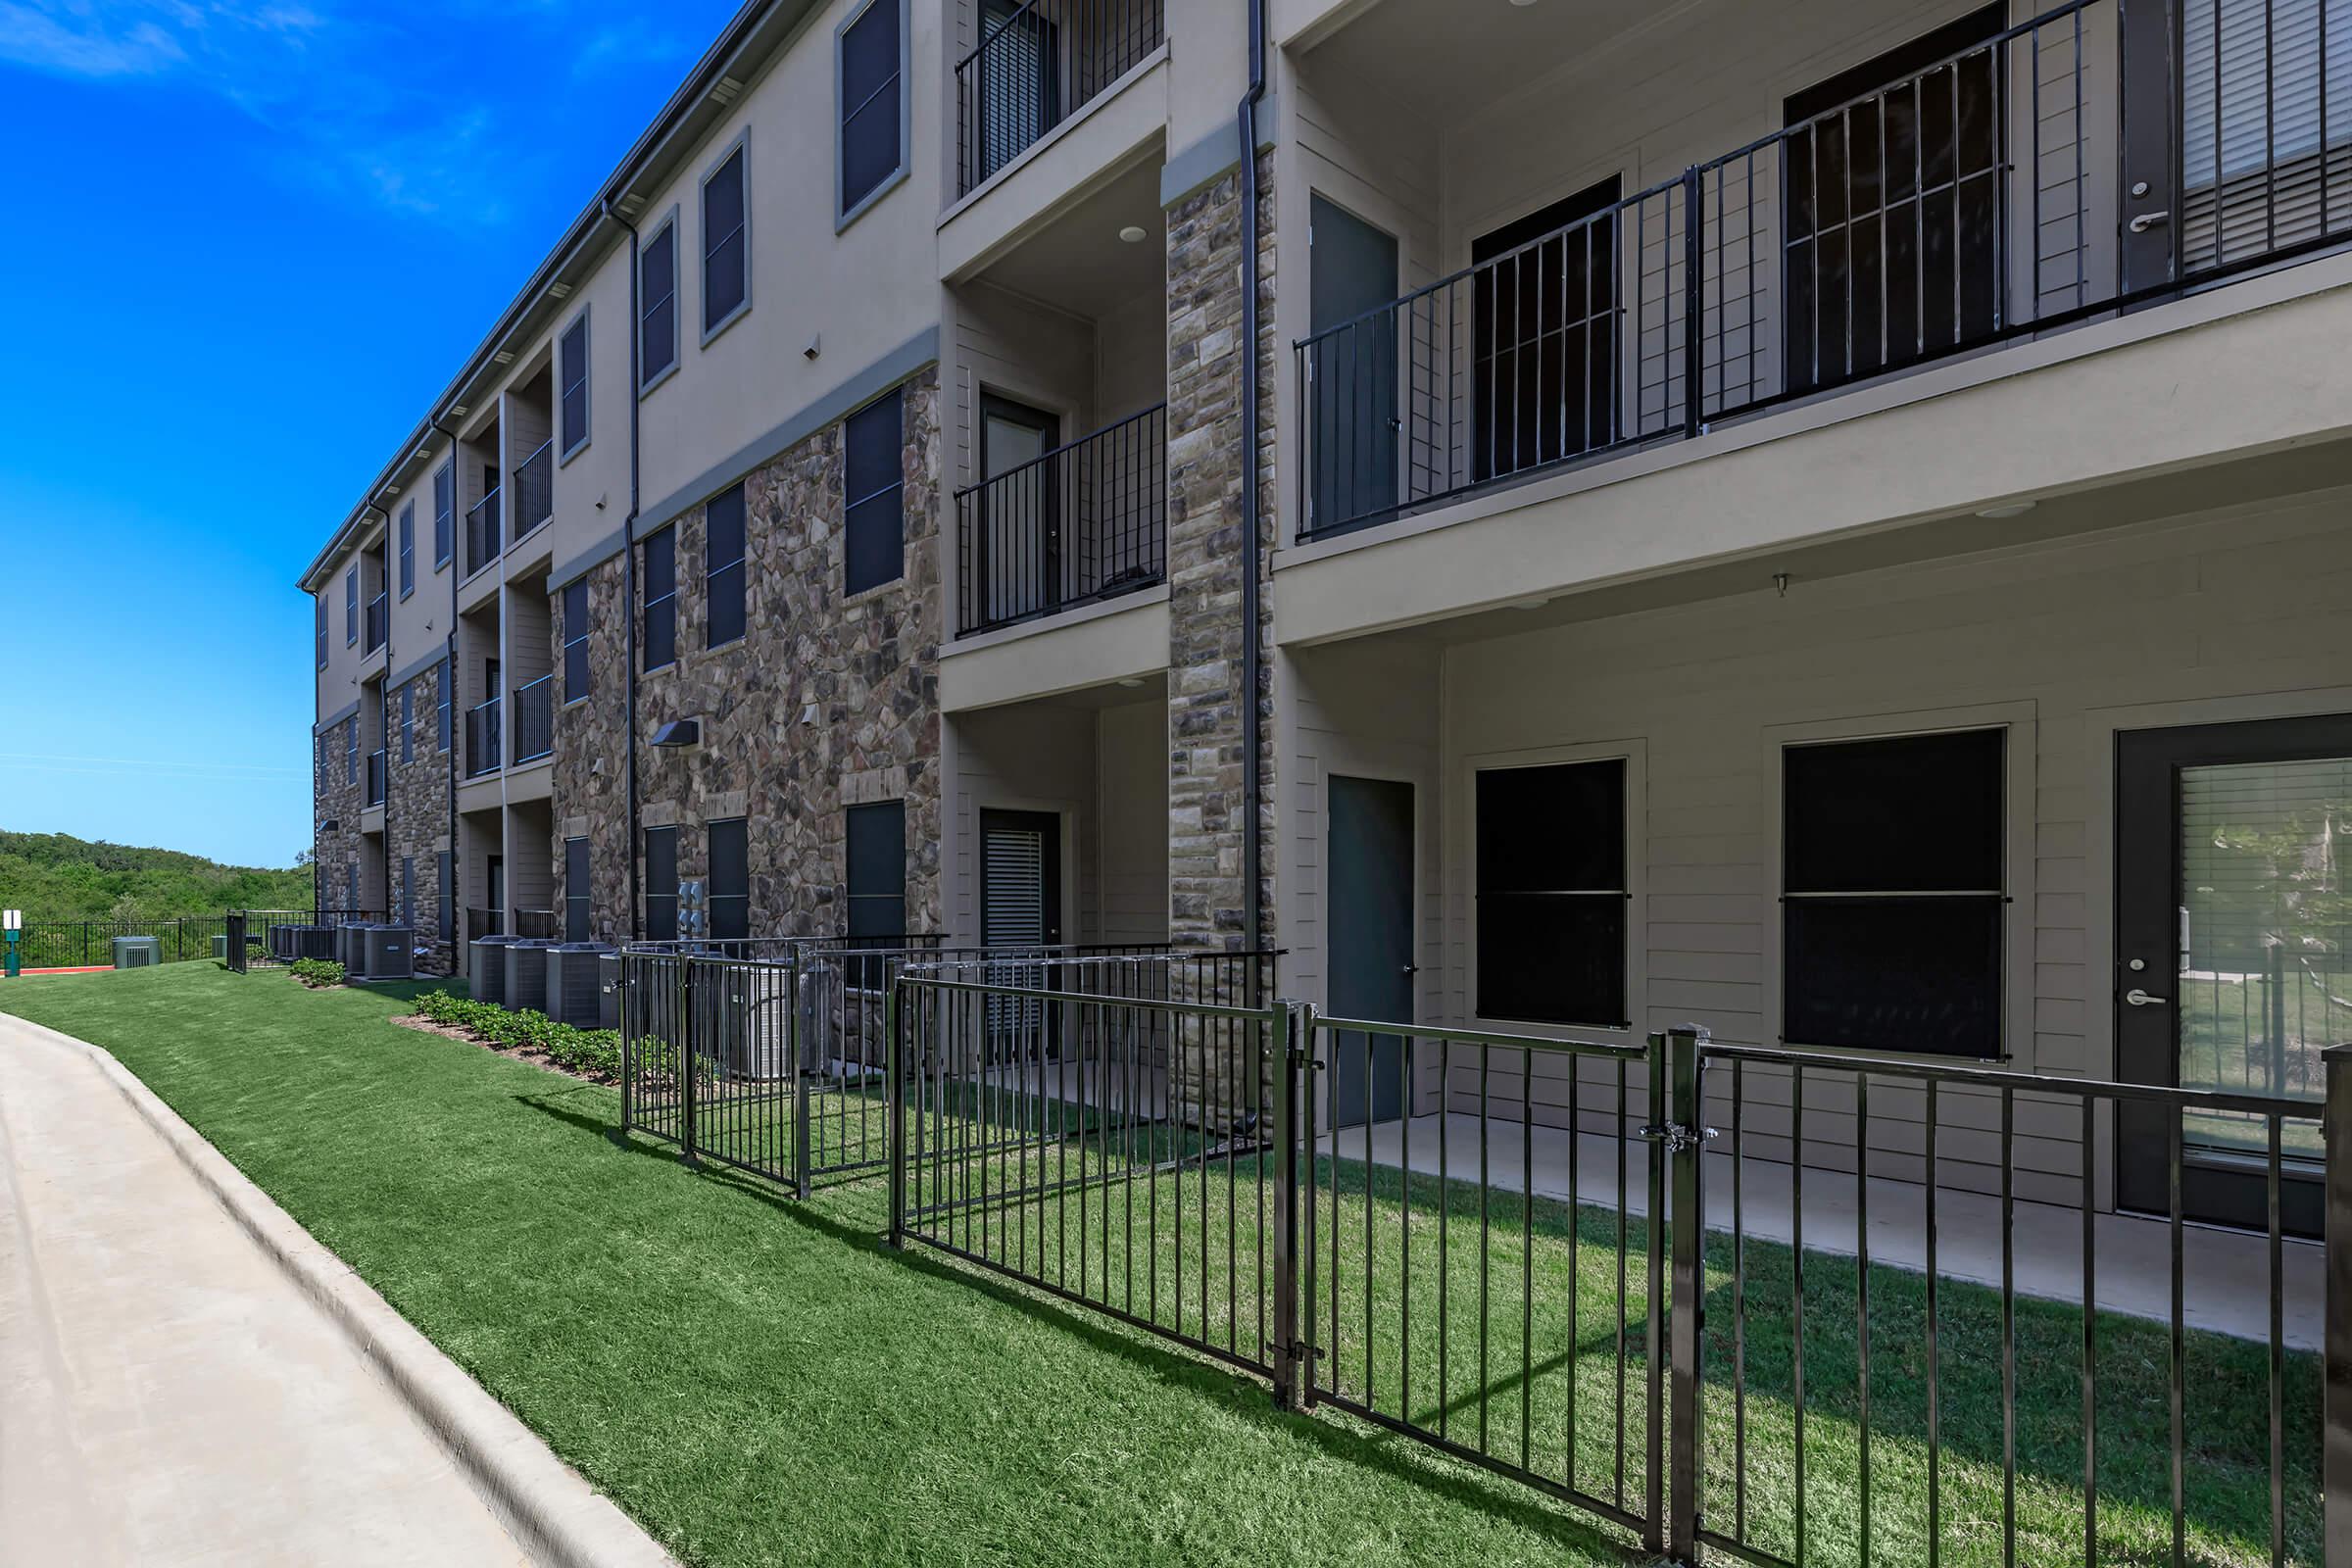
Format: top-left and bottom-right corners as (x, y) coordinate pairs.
(512, 674), (554, 764)
(512, 440), (553, 543)
(956, 0), (1165, 195)
(1, 909), (384, 973)
(1296, 0), (2352, 540)
(955, 403), (1167, 636)
(465, 488), (502, 576)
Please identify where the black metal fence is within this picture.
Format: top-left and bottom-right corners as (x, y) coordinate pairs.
(956, 0), (1165, 195)
(512, 441), (553, 542)
(512, 675), (554, 764)
(365, 592), (388, 654)
(1296, 0), (2352, 540)
(12, 916), (242, 969)
(956, 403), (1167, 636)
(466, 488), (501, 576)
(365, 748), (387, 807)
(879, 973), (2338, 1567)
(466, 697), (502, 776)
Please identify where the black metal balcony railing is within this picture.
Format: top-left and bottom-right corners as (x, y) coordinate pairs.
(512, 674), (554, 764)
(466, 697), (502, 778)
(364, 749), (386, 808)
(364, 593), (387, 654)
(466, 906), (503, 939)
(1296, 0), (2352, 541)
(956, 403), (1166, 636)
(956, 0), (1164, 196)
(512, 441), (553, 544)
(466, 488), (502, 577)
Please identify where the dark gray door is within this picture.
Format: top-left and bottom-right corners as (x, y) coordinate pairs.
(1308, 196), (1398, 534)
(1329, 775), (1414, 1129)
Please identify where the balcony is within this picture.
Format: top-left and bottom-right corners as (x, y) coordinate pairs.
(956, 404), (1165, 636)
(364, 749), (386, 808)
(466, 488), (502, 577)
(466, 697), (502, 778)
(512, 441), (553, 544)
(1295, 0), (2352, 542)
(363, 593), (387, 655)
(956, 0), (1163, 197)
(512, 674), (554, 764)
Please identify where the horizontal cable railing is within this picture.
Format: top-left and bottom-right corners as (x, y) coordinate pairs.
(956, 0), (1165, 195)
(956, 403), (1167, 636)
(364, 749), (386, 807)
(364, 593), (387, 654)
(465, 488), (502, 576)
(1296, 0), (2352, 541)
(512, 674), (554, 764)
(465, 697), (501, 777)
(512, 441), (553, 543)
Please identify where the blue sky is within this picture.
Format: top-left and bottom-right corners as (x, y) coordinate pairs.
(0, 0), (741, 868)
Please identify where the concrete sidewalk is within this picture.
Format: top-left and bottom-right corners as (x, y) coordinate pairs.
(0, 1013), (531, 1566)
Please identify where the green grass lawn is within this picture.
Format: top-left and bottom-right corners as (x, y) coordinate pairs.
(1, 963), (2319, 1567)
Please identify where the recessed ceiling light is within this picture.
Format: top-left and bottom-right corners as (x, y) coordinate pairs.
(1977, 501), (2037, 519)
(1511, 595), (1550, 611)
(1117, 677), (1146, 688)
(1118, 224), (1149, 244)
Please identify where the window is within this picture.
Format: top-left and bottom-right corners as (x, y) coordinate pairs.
(436, 668), (452, 753)
(401, 857), (416, 928)
(844, 389), (904, 595)
(345, 720), (358, 786)
(346, 863), (359, 915)
(397, 503), (416, 599)
(645, 826), (679, 941)
(1470, 177), (1622, 483)
(564, 837), (591, 943)
(315, 596), (327, 669)
(345, 566), (358, 645)
(433, 461), (455, 567)
(438, 850), (455, 942)
(642, 527), (676, 670)
(560, 312), (591, 458)
(1783, 5), (2005, 398)
(706, 483), (747, 649)
(640, 218), (678, 388)
(846, 801), (906, 939)
(1476, 760), (1629, 1027)
(702, 143), (749, 337)
(1782, 727), (2007, 1057)
(399, 685), (415, 765)
(562, 580), (591, 702)
(709, 818), (749, 942)
(839, 0), (905, 220)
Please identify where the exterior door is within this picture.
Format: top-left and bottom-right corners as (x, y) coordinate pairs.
(1307, 196), (1399, 534)
(486, 856), (505, 934)
(981, 809), (1063, 1058)
(978, 395), (1059, 624)
(2115, 714), (2350, 1235)
(1328, 776), (1414, 1129)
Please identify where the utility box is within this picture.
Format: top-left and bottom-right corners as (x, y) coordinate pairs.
(545, 944), (613, 1028)
(470, 935), (517, 1004)
(213, 935), (230, 960)
(112, 936), (162, 970)
(335, 922), (368, 973)
(504, 940), (557, 1015)
(597, 952), (623, 1031)
(366, 926), (416, 983)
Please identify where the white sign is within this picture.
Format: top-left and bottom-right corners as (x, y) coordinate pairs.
(2, 910), (19, 933)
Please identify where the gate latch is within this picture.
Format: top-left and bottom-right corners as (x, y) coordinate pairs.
(1637, 1123), (1717, 1155)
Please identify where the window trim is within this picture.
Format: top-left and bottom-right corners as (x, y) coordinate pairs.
(397, 501), (416, 600)
(432, 460), (455, 569)
(845, 799), (908, 939)
(1762, 704), (2035, 1065)
(564, 836), (592, 944)
(1462, 739), (1644, 1039)
(708, 816), (751, 943)
(644, 824), (680, 942)
(638, 207), (682, 398)
(704, 482), (748, 651)
(835, 0), (911, 231)
(699, 132), (753, 347)
(558, 304), (593, 465)
(345, 565), (358, 646)
(562, 579), (592, 706)
(315, 596), (328, 670)
(842, 386), (906, 599)
(640, 526), (678, 673)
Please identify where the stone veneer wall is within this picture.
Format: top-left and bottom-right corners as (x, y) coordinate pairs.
(313, 713), (363, 915)
(1164, 152), (1278, 1126)
(386, 662), (454, 975)
(549, 558), (632, 943)
(599, 368), (945, 940)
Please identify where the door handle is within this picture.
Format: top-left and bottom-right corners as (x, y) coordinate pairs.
(2125, 987), (2168, 1007)
(2129, 211), (2171, 234)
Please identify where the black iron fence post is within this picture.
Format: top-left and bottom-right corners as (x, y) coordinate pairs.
(1681, 167), (1704, 441)
(678, 957), (699, 1167)
(885, 974), (905, 1250)
(1271, 999), (1303, 1410)
(2326, 1043), (2352, 1568)
(1664, 1024), (1711, 1566)
(224, 912), (248, 973)
(617, 957), (635, 1137)
(793, 956), (814, 1201)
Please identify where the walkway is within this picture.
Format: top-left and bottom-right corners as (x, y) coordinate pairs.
(0, 1013), (530, 1566)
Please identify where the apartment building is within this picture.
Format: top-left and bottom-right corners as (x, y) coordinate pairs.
(308, 0), (2352, 1231)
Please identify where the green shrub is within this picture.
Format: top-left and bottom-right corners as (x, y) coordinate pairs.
(291, 957), (347, 989)
(407, 990), (628, 1083)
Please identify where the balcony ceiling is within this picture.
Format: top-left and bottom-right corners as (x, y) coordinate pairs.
(975, 155), (1164, 322)
(1302, 0), (1669, 123)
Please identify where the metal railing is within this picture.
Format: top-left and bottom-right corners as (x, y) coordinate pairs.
(956, 0), (1164, 195)
(465, 488), (501, 576)
(465, 906), (503, 940)
(364, 592), (387, 654)
(364, 749), (386, 807)
(220, 909), (386, 972)
(1296, 0), (2352, 540)
(511, 907), (559, 940)
(512, 440), (553, 543)
(956, 403), (1166, 636)
(511, 674), (554, 764)
(465, 697), (501, 777)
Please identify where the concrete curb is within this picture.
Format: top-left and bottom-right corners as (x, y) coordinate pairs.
(17, 1014), (680, 1568)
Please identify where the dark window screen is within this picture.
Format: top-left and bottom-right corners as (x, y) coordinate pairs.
(1783, 727), (2006, 1056)
(642, 528), (676, 670)
(645, 826), (678, 941)
(560, 317), (590, 454)
(563, 580), (591, 701)
(433, 462), (455, 565)
(709, 818), (749, 942)
(1476, 759), (1628, 1027)
(706, 484), (747, 649)
(564, 837), (591, 943)
(704, 149), (748, 332)
(397, 504), (416, 598)
(439, 850), (455, 941)
(642, 224), (678, 383)
(841, 0), (904, 213)
(846, 802), (906, 940)
(844, 390), (904, 595)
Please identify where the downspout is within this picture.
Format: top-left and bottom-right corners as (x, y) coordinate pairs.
(363, 503), (392, 917)
(431, 418), (460, 965)
(603, 195), (645, 941)
(1239, 0), (1268, 955)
